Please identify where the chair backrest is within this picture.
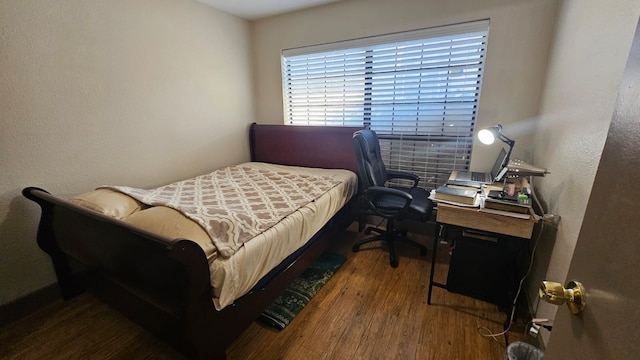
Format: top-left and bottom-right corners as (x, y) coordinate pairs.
(353, 130), (389, 189)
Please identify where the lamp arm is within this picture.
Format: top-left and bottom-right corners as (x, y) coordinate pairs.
(499, 134), (515, 167)
(498, 133), (514, 145)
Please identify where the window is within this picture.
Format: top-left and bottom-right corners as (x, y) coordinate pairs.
(281, 20), (490, 190)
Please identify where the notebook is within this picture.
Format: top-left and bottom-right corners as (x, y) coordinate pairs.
(452, 147), (508, 184)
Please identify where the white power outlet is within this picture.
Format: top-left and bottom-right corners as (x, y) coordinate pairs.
(529, 323), (541, 337)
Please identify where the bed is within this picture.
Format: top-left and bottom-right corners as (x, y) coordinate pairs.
(22, 123), (362, 359)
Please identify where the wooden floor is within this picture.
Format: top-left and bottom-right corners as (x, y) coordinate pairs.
(1, 223), (533, 360)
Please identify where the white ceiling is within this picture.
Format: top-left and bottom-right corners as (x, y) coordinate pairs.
(198, 0), (341, 20)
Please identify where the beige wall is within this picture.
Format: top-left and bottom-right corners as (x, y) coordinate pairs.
(251, 0), (559, 170)
(0, 0), (254, 306)
(529, 0), (640, 347)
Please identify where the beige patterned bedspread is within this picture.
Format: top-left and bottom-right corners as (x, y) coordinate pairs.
(104, 164), (340, 258)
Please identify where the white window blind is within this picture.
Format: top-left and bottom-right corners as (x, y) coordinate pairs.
(282, 20), (489, 189)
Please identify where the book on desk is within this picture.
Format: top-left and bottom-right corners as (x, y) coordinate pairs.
(434, 184), (479, 205)
(475, 189), (533, 219)
(483, 196), (531, 214)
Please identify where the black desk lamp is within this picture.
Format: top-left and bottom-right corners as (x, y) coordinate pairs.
(477, 124), (515, 169)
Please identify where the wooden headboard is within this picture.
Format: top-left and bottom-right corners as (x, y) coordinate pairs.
(249, 123), (363, 174)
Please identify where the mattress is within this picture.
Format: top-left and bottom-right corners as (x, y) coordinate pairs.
(69, 162), (358, 310)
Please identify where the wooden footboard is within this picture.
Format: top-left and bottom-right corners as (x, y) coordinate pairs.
(22, 186), (214, 356)
(24, 123), (362, 360)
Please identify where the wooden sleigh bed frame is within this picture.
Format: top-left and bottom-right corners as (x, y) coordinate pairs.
(22, 123), (362, 359)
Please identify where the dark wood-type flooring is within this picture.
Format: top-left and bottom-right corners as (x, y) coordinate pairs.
(1, 223), (534, 359)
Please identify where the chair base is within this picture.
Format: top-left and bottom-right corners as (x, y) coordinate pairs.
(352, 226), (427, 268)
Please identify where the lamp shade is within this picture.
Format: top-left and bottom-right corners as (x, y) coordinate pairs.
(477, 125), (503, 145)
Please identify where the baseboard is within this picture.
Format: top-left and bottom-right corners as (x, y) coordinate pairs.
(0, 283), (61, 327)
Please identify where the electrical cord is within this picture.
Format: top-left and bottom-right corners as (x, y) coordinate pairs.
(476, 219), (546, 343)
(529, 176), (547, 221)
(473, 175), (554, 342)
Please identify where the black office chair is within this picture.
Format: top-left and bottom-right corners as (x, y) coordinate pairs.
(352, 129), (434, 267)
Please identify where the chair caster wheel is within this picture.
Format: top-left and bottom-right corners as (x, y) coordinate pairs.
(352, 245), (360, 252)
(390, 259), (399, 268)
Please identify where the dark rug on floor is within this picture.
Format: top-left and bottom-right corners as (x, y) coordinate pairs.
(259, 252), (346, 330)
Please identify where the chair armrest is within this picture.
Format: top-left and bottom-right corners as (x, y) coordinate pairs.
(387, 170), (420, 187)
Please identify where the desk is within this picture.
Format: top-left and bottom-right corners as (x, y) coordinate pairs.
(427, 196), (538, 306)
(435, 202), (536, 239)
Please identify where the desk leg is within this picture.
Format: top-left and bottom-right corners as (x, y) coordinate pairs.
(427, 222), (440, 305)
